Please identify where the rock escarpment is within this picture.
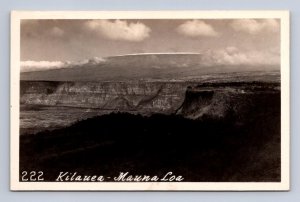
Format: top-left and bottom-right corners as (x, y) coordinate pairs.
(20, 81), (188, 114)
(177, 82), (280, 121)
(21, 81), (280, 119)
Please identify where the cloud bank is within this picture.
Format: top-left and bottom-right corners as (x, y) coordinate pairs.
(85, 20), (151, 42)
(202, 46), (279, 66)
(21, 57), (106, 72)
(50, 27), (65, 37)
(176, 20), (219, 37)
(230, 19), (279, 34)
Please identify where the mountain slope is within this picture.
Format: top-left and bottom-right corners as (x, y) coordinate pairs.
(21, 53), (278, 81)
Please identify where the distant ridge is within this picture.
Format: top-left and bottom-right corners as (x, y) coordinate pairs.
(109, 52), (202, 58)
(21, 53), (279, 82)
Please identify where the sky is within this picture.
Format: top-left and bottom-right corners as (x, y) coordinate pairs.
(20, 19), (280, 71)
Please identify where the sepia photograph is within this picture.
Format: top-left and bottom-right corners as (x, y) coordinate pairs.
(10, 11), (290, 191)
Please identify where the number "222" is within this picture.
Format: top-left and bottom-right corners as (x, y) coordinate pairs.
(21, 171), (44, 181)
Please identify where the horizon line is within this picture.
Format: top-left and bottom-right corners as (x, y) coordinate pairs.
(21, 52), (203, 62)
(109, 52), (202, 58)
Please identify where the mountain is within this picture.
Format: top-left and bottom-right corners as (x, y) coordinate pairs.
(20, 53), (278, 81)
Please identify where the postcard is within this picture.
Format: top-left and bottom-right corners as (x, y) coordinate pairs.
(10, 11), (290, 191)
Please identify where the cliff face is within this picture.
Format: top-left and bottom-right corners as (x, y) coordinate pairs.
(21, 81), (280, 118)
(20, 81), (188, 114)
(177, 83), (280, 121)
(20, 80), (280, 135)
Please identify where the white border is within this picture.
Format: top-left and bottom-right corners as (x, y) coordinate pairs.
(10, 11), (290, 191)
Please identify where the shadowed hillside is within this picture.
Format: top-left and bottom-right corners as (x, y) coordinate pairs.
(20, 82), (281, 182)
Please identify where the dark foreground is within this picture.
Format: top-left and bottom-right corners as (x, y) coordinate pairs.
(20, 85), (281, 182)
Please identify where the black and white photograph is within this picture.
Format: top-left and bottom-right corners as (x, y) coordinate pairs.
(10, 11), (290, 191)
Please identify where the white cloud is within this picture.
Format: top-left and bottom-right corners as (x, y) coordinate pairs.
(85, 20), (151, 42)
(50, 27), (64, 37)
(202, 46), (279, 66)
(176, 20), (219, 37)
(21, 57), (106, 72)
(21, 61), (66, 72)
(230, 19), (279, 34)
